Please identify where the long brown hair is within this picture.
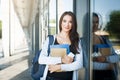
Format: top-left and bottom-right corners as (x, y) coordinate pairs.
(59, 11), (79, 54)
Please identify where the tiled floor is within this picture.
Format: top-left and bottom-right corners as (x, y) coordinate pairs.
(0, 51), (120, 80)
(0, 51), (33, 80)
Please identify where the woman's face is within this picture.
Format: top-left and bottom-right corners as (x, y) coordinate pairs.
(61, 15), (72, 32)
(93, 16), (99, 32)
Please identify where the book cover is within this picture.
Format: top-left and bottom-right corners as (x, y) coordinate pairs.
(95, 44), (111, 56)
(50, 44), (70, 54)
(50, 48), (67, 57)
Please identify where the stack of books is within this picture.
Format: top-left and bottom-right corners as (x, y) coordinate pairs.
(95, 44), (111, 56)
(50, 44), (70, 72)
(50, 44), (70, 57)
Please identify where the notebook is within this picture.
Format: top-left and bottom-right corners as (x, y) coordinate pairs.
(50, 44), (70, 55)
(50, 48), (67, 57)
(94, 44), (111, 56)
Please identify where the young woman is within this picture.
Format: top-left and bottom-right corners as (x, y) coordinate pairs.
(92, 12), (119, 80)
(38, 11), (83, 80)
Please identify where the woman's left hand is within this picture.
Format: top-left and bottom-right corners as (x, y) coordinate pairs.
(62, 55), (73, 64)
(48, 64), (61, 73)
(93, 56), (106, 62)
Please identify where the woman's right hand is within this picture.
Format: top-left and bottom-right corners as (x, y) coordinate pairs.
(61, 55), (73, 64)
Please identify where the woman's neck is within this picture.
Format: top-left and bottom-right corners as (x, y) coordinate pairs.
(59, 31), (69, 38)
(57, 31), (71, 44)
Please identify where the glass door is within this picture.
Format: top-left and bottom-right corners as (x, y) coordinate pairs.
(92, 0), (120, 80)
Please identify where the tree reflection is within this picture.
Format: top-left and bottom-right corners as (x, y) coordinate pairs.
(106, 10), (120, 39)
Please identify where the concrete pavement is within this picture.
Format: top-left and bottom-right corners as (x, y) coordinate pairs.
(0, 51), (33, 80)
(0, 50), (120, 80)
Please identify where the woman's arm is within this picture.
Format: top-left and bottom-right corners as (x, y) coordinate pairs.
(93, 37), (119, 63)
(59, 40), (83, 71)
(105, 37), (119, 63)
(106, 49), (119, 63)
(48, 41), (83, 72)
(38, 36), (62, 65)
(61, 52), (83, 71)
(48, 52), (83, 72)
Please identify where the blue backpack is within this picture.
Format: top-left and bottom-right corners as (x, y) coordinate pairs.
(31, 35), (54, 80)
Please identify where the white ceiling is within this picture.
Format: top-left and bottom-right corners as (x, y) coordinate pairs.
(12, 0), (39, 27)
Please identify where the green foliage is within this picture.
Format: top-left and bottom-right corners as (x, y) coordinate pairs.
(49, 19), (56, 35)
(50, 19), (56, 23)
(49, 27), (56, 35)
(106, 10), (120, 39)
(0, 21), (2, 29)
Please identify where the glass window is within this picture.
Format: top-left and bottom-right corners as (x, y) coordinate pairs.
(49, 0), (73, 35)
(93, 0), (120, 51)
(57, 0), (73, 32)
(58, 0), (73, 17)
(49, 0), (56, 35)
(92, 0), (120, 80)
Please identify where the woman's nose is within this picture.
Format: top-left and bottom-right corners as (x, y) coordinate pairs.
(66, 22), (69, 26)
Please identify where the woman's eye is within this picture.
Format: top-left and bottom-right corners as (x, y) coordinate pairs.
(63, 20), (66, 22)
(69, 21), (72, 23)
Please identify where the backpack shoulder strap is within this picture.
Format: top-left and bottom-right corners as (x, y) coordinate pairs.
(47, 35), (54, 55)
(48, 35), (54, 45)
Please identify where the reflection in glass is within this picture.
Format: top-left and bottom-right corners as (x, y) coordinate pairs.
(92, 0), (120, 80)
